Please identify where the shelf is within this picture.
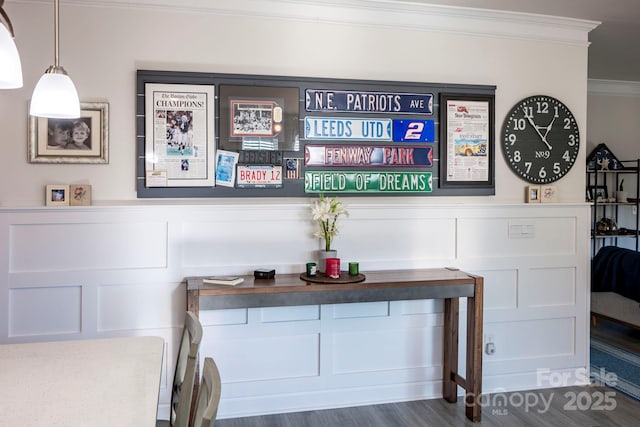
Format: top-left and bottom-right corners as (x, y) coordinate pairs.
(588, 201), (637, 206)
(587, 168), (639, 173)
(592, 233), (639, 239)
(587, 159), (640, 254)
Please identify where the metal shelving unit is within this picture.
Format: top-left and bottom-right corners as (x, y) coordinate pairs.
(587, 159), (640, 257)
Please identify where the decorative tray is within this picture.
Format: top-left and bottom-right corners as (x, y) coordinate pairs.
(299, 272), (366, 284)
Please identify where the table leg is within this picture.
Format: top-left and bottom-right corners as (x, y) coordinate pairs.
(187, 288), (200, 318)
(442, 297), (459, 402)
(465, 277), (484, 422)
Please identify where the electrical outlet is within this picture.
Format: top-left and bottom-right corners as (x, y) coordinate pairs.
(485, 342), (496, 355)
(484, 334), (496, 355)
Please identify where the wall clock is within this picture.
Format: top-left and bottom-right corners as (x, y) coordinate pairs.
(502, 95), (580, 184)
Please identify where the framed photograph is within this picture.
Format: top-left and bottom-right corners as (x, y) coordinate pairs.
(439, 93), (495, 188)
(589, 185), (608, 201)
(69, 184), (92, 206)
(540, 185), (558, 203)
(45, 185), (69, 206)
(144, 83), (216, 188)
(218, 85), (299, 152)
(29, 102), (109, 164)
(526, 185), (541, 203)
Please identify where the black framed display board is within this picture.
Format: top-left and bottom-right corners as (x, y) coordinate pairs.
(136, 70), (495, 198)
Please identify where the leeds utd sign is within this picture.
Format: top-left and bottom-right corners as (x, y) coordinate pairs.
(304, 117), (434, 143)
(304, 117), (392, 141)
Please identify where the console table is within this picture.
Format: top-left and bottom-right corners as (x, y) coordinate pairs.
(186, 268), (483, 422)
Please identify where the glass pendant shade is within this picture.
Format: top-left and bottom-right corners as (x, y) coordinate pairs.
(30, 66), (80, 118)
(0, 19), (22, 88)
(29, 0), (80, 118)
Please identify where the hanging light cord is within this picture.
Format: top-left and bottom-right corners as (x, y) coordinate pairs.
(46, 0), (66, 75)
(0, 0), (16, 37)
(53, 0), (59, 67)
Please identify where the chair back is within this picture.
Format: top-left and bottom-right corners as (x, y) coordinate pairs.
(170, 311), (203, 427)
(192, 357), (222, 427)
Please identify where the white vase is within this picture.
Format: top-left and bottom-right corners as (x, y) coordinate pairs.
(617, 191), (628, 203)
(317, 249), (337, 273)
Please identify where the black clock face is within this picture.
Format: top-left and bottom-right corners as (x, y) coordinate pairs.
(502, 95), (580, 184)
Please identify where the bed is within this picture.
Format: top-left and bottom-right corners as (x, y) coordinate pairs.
(591, 245), (640, 329)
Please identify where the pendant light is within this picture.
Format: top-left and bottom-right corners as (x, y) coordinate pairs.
(0, 0), (23, 88)
(30, 0), (79, 118)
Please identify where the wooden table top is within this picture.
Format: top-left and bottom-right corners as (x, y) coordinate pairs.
(187, 268), (480, 310)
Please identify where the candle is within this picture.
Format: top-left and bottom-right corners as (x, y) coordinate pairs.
(306, 262), (317, 277)
(325, 258), (340, 278)
(348, 262), (359, 276)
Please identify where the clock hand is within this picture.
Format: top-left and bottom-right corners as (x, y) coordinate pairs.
(542, 116), (556, 140)
(525, 114), (552, 150)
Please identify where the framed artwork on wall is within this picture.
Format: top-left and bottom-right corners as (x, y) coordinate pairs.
(143, 82), (216, 188)
(28, 102), (109, 164)
(136, 70), (496, 198)
(439, 93), (495, 188)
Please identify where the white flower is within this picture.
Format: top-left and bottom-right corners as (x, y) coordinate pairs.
(311, 195), (348, 251)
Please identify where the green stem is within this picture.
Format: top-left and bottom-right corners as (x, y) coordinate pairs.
(322, 220), (331, 251)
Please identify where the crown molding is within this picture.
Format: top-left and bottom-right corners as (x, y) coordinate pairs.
(15, 0), (599, 46)
(588, 79), (640, 97)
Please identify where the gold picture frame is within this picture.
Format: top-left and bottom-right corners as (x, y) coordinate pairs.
(28, 102), (109, 164)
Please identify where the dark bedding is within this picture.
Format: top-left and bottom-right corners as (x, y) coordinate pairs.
(592, 245), (640, 303)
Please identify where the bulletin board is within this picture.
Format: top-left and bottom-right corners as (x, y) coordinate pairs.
(136, 70), (495, 198)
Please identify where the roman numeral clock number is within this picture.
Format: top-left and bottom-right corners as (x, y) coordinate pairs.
(501, 95), (580, 184)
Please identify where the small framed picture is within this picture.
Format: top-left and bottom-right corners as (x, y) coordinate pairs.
(46, 185), (69, 206)
(29, 102), (109, 164)
(526, 185), (541, 203)
(588, 185), (608, 201)
(69, 184), (92, 206)
(540, 185), (558, 203)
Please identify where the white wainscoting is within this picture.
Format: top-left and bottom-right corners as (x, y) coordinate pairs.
(0, 202), (590, 419)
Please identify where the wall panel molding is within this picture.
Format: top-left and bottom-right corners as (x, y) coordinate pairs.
(0, 202), (590, 418)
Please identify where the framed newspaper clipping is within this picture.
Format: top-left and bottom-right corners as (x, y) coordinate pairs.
(439, 93), (495, 188)
(143, 83), (215, 188)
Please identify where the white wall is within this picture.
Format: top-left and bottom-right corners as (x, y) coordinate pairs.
(1, 0), (592, 204)
(587, 79), (640, 160)
(0, 0), (595, 420)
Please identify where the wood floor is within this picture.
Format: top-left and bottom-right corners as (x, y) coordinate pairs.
(216, 318), (640, 426)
